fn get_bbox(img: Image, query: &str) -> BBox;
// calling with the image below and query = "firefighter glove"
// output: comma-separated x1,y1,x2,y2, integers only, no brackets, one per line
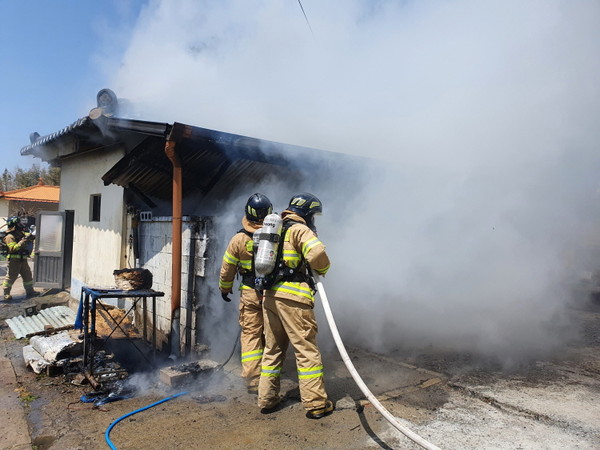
221,292,232,302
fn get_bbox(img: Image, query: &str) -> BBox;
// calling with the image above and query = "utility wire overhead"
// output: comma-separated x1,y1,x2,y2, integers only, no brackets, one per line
297,0,314,36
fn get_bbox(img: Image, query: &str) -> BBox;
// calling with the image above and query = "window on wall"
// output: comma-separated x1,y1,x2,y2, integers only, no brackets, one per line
90,194,101,222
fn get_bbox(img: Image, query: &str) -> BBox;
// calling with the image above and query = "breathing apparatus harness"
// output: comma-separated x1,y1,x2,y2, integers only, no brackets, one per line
235,214,315,294
253,218,314,294
238,228,258,289
1,226,34,258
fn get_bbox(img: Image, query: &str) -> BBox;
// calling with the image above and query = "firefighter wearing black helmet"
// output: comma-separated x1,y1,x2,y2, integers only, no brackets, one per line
2,216,37,300
258,193,334,419
219,193,273,394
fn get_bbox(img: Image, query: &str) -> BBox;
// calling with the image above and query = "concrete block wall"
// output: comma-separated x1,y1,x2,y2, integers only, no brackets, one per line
137,216,208,354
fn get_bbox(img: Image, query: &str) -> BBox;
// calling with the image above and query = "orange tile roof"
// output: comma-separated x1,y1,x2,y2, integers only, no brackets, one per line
1,182,60,203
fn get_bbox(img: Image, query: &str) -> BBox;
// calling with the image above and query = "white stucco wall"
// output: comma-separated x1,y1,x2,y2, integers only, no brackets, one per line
59,149,126,299
0,199,9,225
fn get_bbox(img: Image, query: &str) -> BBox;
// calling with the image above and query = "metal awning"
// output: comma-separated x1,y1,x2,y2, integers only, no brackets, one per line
101,121,331,200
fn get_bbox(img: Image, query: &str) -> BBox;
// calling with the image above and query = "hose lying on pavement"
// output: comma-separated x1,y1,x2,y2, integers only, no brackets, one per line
217,327,241,371
105,391,188,450
312,271,441,450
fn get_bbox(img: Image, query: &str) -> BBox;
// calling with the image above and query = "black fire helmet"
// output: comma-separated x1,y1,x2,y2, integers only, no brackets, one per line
5,216,23,230
286,193,323,217
245,193,273,222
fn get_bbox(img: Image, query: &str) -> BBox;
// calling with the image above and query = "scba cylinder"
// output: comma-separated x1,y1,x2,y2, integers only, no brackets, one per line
254,213,282,277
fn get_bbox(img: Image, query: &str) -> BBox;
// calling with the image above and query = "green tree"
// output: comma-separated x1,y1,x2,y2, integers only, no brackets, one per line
0,164,60,191
1,169,12,191
44,166,61,185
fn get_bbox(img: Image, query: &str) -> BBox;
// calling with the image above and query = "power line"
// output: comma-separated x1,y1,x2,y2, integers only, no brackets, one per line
297,0,314,36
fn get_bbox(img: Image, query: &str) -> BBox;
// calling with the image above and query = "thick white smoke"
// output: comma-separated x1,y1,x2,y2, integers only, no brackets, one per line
108,0,600,365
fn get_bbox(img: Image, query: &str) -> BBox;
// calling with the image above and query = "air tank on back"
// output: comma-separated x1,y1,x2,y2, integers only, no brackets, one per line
253,213,282,290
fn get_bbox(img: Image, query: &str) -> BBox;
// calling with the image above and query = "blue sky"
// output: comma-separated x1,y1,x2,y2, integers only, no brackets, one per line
0,0,145,171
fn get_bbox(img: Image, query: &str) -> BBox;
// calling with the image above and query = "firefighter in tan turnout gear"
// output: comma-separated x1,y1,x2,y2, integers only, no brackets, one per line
219,193,273,394
258,193,334,419
2,216,37,300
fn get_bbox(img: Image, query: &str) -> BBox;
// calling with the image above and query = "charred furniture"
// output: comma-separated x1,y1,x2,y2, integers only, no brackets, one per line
80,287,164,387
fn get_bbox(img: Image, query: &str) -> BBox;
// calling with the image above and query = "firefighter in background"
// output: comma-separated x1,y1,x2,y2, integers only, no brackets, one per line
258,193,334,419
219,193,273,394
3,216,37,300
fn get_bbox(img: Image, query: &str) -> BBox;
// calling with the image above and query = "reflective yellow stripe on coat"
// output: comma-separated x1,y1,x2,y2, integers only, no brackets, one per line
219,279,234,290
268,228,322,302
222,250,239,265
270,280,314,301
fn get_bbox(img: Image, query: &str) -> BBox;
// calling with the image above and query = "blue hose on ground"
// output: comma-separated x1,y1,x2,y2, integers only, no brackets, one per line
104,391,189,450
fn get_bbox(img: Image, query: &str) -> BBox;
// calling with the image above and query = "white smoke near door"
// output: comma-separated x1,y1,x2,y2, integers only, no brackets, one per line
106,0,600,364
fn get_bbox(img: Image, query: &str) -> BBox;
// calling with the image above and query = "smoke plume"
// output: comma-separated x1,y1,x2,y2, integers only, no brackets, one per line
108,0,600,365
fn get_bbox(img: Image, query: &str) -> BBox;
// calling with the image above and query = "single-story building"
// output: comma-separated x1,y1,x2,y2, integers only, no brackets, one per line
20,89,367,359
0,179,59,226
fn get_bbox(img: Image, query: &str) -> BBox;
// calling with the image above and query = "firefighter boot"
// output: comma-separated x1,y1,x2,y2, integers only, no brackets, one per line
3,288,12,301
305,400,334,419
259,395,284,414
26,289,39,299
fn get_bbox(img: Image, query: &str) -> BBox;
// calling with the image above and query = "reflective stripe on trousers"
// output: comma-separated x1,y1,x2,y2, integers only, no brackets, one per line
239,289,265,385
241,349,263,363
258,296,328,411
298,365,323,379
260,365,282,377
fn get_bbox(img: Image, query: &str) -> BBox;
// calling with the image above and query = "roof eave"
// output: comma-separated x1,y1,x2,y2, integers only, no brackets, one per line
19,116,171,163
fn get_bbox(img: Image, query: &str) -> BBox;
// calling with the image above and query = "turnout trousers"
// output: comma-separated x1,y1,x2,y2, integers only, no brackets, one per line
239,288,264,389
258,296,328,411
2,259,34,293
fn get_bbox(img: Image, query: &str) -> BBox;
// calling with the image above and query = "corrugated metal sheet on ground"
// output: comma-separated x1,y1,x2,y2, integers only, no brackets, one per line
5,306,76,339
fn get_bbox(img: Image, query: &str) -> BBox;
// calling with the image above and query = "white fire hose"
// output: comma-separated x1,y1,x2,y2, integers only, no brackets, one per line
312,271,441,450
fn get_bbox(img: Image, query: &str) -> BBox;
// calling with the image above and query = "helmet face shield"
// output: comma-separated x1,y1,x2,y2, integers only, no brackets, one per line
305,213,318,233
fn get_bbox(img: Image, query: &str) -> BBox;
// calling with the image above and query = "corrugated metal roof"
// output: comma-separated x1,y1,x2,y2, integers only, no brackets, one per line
5,306,76,339
101,121,342,200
